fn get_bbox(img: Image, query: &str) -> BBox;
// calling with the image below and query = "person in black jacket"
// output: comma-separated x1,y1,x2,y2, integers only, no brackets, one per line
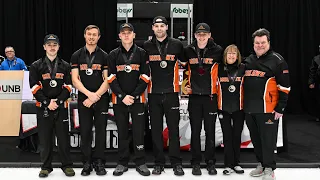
108,23,150,176
29,34,75,178
183,23,223,176
308,45,320,121
217,44,245,175
70,25,109,176
243,28,290,180
143,16,184,176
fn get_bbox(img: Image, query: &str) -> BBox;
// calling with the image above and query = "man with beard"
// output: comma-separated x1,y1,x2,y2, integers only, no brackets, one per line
71,25,109,176
143,16,184,176
29,34,74,177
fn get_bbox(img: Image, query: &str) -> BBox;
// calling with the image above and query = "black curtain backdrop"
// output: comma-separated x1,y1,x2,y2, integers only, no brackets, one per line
0,0,117,66
194,0,320,113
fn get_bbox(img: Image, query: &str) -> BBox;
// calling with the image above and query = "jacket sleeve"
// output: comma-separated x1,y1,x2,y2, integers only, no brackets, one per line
308,56,319,85
107,51,126,100
131,50,150,97
29,63,50,107
56,63,72,108
19,58,28,71
274,60,291,113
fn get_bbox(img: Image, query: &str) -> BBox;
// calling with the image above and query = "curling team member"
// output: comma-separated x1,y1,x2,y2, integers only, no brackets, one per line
30,34,74,178
217,44,245,175
183,23,222,176
108,23,150,176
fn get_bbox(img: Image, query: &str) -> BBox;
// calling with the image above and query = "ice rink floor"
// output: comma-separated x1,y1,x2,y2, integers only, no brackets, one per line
0,168,319,180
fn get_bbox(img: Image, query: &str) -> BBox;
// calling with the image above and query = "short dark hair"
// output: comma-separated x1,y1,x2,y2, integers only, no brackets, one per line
84,25,100,36
252,28,270,41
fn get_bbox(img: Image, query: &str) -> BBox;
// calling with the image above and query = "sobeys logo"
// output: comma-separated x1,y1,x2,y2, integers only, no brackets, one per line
172,7,191,14
117,7,132,14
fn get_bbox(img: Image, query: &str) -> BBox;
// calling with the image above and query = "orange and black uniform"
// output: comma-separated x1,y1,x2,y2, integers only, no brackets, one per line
182,39,222,165
107,44,150,166
217,62,245,168
29,56,72,172
70,46,109,163
143,36,183,166
243,49,290,170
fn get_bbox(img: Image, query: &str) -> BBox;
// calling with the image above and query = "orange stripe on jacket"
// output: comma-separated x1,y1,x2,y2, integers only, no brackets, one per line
63,84,72,92
264,77,279,113
112,93,117,104
210,63,218,94
107,74,116,84
173,61,180,92
147,73,152,93
140,93,146,103
140,74,150,84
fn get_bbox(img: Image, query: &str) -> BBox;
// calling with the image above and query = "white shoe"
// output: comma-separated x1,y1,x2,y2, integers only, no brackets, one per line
223,167,234,175
262,168,275,180
249,163,264,177
233,166,244,174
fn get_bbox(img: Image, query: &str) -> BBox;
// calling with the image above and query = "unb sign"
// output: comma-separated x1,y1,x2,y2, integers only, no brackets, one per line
117,3,133,18
171,4,193,18
0,79,23,99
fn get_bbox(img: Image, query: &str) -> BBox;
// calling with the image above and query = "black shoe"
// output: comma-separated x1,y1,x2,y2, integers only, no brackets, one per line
39,170,51,178
113,164,128,176
81,162,92,176
152,165,164,175
94,159,107,176
136,164,150,176
206,163,217,175
173,165,184,176
192,165,202,176
233,166,244,174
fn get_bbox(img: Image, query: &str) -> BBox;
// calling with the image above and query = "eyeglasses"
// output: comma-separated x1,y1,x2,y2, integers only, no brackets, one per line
5,51,14,53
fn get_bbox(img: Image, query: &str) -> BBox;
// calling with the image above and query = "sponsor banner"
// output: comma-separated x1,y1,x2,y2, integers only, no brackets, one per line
170,4,193,18
117,3,133,18
0,79,23,99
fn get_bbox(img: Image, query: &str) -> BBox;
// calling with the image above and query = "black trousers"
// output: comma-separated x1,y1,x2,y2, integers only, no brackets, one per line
113,103,146,166
37,107,72,171
218,110,244,168
188,95,217,165
78,97,109,163
245,113,279,170
148,93,181,166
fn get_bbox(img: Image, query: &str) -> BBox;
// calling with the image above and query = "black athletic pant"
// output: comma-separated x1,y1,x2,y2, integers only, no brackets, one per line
113,103,146,166
218,110,244,168
148,93,182,166
188,95,217,165
245,113,279,170
37,107,72,171
78,97,109,163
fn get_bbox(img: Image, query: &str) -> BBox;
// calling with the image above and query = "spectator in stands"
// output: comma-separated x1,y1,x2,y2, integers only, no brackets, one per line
243,28,290,180
0,46,28,70
70,25,109,176
29,34,74,178
217,44,245,175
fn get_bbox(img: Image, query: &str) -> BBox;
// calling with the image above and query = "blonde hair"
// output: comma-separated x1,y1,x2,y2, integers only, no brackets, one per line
223,44,242,65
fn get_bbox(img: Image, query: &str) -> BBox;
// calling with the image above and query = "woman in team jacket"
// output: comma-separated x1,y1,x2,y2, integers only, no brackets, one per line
217,44,245,175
